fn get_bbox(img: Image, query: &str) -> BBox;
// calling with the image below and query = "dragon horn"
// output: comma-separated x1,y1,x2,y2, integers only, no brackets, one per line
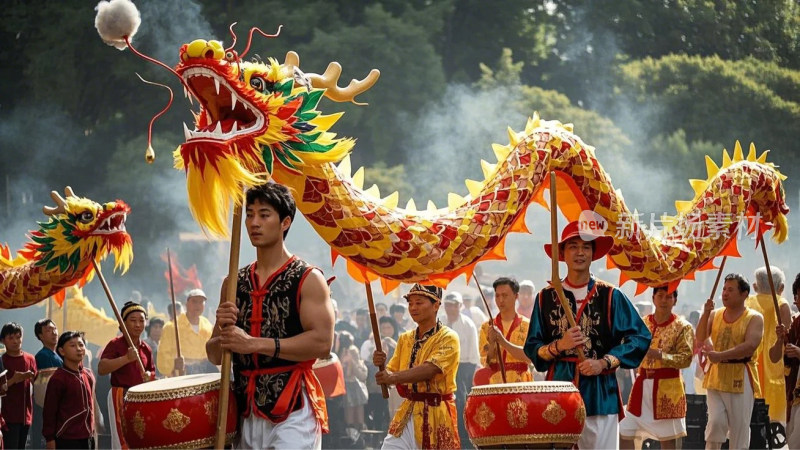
64,186,76,198
43,189,69,216
283,51,380,105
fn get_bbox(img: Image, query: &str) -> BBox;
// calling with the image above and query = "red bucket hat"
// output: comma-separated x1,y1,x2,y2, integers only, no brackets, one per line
544,221,614,261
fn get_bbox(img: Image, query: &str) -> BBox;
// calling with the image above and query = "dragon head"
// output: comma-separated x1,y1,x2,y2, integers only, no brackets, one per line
172,37,379,236
20,187,133,276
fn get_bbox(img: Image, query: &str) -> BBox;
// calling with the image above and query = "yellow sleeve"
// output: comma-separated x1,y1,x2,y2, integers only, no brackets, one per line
478,322,493,367
157,322,176,376
386,333,405,373
427,331,459,376
661,323,695,369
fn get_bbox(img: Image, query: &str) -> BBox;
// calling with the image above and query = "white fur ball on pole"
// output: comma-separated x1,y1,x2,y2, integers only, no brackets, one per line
95,0,141,50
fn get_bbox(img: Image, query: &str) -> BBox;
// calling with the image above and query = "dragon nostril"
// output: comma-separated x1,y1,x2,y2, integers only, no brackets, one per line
205,49,214,59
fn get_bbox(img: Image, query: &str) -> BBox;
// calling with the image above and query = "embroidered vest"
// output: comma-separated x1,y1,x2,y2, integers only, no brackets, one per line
232,256,314,420
538,280,615,359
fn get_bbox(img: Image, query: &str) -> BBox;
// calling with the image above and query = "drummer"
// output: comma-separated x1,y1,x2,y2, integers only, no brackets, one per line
479,277,533,384
373,284,461,449
206,183,334,449
157,288,215,376
523,221,651,449
98,301,155,450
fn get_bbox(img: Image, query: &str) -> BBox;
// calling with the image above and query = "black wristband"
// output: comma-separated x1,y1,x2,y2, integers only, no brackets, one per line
273,338,280,359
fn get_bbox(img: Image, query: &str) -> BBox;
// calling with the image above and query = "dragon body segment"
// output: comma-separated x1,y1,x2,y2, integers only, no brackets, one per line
0,188,133,309
171,39,788,292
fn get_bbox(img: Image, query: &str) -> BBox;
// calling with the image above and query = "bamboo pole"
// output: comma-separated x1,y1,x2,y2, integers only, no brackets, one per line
365,281,390,398
166,248,185,376
215,203,243,449
473,277,507,383
91,260,147,380
548,172,585,361
759,238,783,324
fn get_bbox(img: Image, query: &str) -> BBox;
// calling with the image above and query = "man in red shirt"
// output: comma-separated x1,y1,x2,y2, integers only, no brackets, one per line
98,302,155,449
1,322,37,449
43,331,96,449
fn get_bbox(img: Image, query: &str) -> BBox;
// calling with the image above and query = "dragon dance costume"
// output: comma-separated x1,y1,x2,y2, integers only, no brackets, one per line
383,320,460,449
478,314,532,384
526,277,651,449
232,256,327,449
621,313,694,441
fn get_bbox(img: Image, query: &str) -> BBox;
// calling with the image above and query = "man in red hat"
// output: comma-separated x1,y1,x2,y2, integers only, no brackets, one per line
524,220,651,449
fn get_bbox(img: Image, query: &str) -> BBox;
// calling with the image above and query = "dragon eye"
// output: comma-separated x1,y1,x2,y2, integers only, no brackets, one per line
78,211,94,224
250,76,265,92
225,51,236,61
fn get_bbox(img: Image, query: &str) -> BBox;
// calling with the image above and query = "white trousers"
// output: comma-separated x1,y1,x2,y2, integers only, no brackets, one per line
237,392,321,450
579,414,618,449
787,404,800,450
618,379,687,440
705,375,754,450
381,419,416,450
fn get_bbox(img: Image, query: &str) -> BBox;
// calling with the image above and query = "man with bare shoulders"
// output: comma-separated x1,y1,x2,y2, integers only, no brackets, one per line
696,273,764,450
206,183,334,449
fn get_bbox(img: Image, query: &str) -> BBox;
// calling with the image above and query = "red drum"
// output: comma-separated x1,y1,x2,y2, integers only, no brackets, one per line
472,367,493,387
464,381,585,449
313,353,345,398
122,373,237,449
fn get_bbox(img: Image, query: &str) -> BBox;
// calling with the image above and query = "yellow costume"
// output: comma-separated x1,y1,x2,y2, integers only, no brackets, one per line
387,322,460,449
627,314,694,420
746,293,789,422
703,307,762,396
157,313,214,376
479,315,532,384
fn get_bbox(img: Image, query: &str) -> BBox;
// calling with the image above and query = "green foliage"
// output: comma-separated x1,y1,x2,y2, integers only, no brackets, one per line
363,162,416,201
615,54,800,175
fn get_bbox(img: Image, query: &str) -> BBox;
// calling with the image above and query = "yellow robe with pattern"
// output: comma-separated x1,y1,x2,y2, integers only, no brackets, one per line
746,293,789,422
387,324,460,449
638,314,694,419
703,307,763,397
479,315,533,384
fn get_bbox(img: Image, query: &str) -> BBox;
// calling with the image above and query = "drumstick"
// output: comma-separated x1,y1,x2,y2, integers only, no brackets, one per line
365,281,390,399
166,248,185,376
549,172,585,361
473,276,507,383
215,202,243,450
91,260,147,380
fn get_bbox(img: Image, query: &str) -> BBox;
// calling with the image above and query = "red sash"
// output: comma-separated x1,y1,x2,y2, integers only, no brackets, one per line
627,368,680,417
240,360,329,433
396,385,456,449
110,387,129,449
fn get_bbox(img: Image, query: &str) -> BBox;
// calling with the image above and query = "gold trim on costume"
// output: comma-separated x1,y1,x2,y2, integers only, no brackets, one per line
469,381,578,396
162,408,191,433
470,433,582,447
542,400,566,425
506,398,529,429
475,402,496,430
125,380,220,403
204,398,218,424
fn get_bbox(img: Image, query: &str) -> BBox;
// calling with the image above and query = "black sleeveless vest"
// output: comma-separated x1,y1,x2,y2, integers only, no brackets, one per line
231,256,313,419
538,280,615,360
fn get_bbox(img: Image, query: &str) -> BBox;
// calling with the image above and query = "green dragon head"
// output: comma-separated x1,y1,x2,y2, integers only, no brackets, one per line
171,37,379,236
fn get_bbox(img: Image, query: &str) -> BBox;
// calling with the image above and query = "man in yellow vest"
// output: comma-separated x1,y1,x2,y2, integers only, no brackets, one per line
745,266,791,426
158,289,216,375
696,273,764,450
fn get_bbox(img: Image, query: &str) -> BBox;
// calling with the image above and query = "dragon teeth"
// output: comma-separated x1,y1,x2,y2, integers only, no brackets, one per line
214,78,220,95
213,122,223,135
231,122,238,133
183,122,192,141
231,92,237,110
